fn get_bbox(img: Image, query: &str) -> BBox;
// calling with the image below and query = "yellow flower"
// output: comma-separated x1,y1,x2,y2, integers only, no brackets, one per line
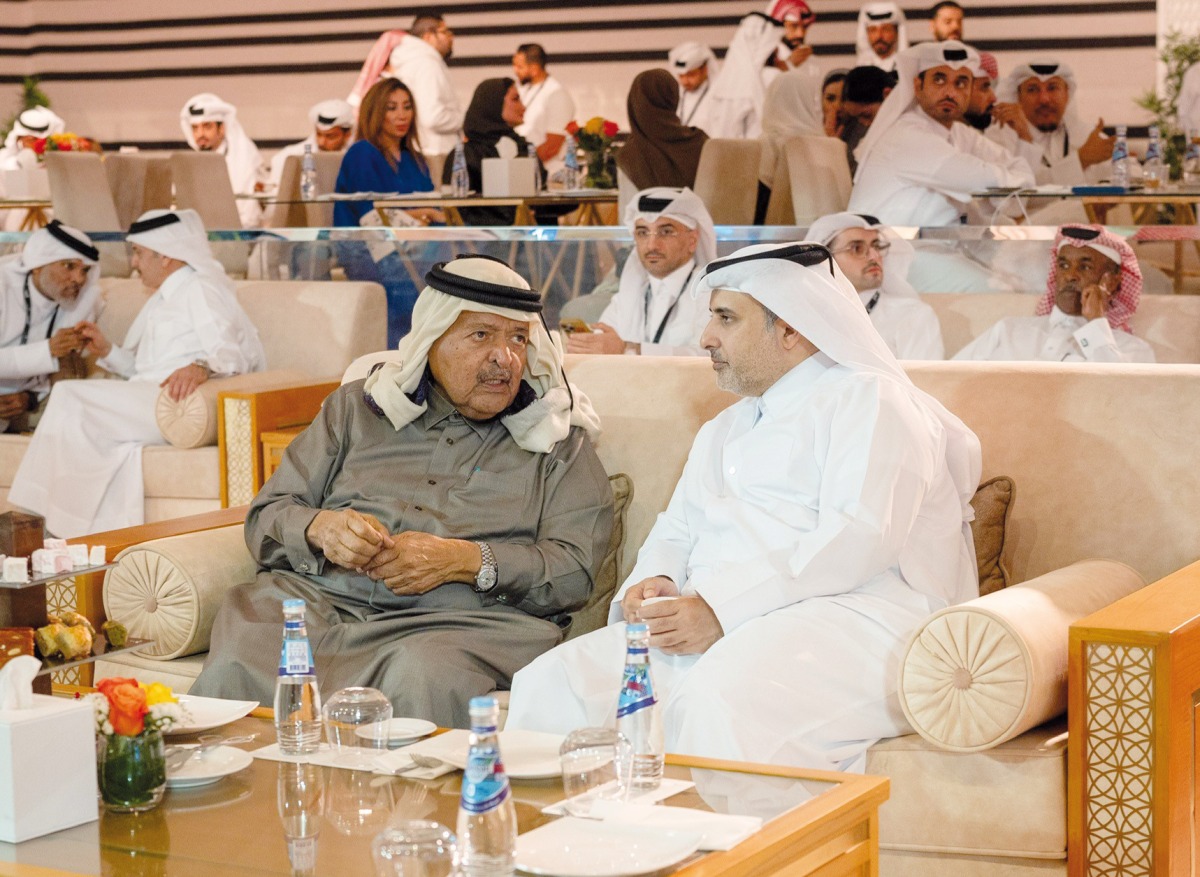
584,117,605,136
140,681,177,706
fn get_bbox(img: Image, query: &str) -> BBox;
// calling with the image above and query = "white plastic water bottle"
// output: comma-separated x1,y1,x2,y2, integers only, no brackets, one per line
563,133,580,190
1110,125,1131,189
300,143,318,200
456,696,517,877
274,598,323,755
451,142,470,197
1144,124,1167,188
526,142,542,192
616,622,664,790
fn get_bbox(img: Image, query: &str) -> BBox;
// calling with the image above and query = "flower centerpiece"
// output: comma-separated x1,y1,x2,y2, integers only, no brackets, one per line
28,132,100,159
566,117,620,189
88,678,184,813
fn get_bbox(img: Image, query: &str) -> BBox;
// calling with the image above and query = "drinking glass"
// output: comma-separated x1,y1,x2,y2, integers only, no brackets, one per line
323,687,393,767
559,727,633,816
371,820,456,877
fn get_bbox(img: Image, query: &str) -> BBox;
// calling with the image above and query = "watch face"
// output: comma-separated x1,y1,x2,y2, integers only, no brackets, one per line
476,566,498,591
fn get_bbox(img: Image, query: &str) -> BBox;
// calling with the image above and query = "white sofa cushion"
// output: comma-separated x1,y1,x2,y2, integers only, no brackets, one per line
104,524,254,659
154,369,308,449
869,719,1068,859
898,559,1145,752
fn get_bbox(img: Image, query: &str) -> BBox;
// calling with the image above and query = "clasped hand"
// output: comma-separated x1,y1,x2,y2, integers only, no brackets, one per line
305,509,478,596
620,576,723,655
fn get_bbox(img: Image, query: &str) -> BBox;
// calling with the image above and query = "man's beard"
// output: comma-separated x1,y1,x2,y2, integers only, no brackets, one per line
783,36,804,50
1035,120,1060,133
963,107,993,132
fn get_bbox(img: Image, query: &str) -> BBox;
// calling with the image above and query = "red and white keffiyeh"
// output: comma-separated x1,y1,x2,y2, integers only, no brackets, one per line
1038,225,1142,333
765,0,815,24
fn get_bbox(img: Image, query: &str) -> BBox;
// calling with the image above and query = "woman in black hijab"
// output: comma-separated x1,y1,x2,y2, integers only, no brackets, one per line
617,69,709,190
444,77,536,224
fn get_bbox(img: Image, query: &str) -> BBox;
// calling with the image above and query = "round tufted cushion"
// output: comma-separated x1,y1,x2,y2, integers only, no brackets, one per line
898,558,1146,752
103,525,256,659
155,369,308,449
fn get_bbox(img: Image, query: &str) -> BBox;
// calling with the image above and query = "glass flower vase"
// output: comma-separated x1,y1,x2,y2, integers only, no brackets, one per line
97,730,167,813
583,148,616,189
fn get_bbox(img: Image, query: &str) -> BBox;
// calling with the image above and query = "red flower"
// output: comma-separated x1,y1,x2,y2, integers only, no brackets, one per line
566,120,580,135
602,121,619,138
97,677,149,736
31,138,47,155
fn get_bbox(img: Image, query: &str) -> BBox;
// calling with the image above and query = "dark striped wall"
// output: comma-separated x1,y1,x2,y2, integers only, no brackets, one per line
0,0,1158,150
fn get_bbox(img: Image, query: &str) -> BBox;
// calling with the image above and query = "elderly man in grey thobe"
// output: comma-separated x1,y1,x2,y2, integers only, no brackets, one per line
192,255,615,728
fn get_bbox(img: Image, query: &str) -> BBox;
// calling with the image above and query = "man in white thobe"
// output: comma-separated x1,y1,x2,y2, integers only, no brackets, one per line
954,225,1155,363
849,41,1034,227
856,2,909,72
8,209,265,537
669,42,720,136
508,241,982,781
387,12,464,161
706,0,819,140
512,44,576,178
266,99,354,193
987,61,1111,188
565,188,715,358
0,107,66,171
0,221,100,432
180,93,266,229
808,212,943,359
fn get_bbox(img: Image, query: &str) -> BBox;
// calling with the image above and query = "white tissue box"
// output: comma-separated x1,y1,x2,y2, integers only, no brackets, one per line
0,694,97,842
481,157,538,197
2,167,50,200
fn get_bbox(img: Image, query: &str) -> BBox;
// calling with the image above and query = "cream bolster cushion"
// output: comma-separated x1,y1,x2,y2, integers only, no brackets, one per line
155,368,310,449
897,558,1146,753
103,525,255,660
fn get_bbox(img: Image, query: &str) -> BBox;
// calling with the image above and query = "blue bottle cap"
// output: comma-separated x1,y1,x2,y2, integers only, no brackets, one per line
283,598,306,610
469,695,497,711
627,622,648,634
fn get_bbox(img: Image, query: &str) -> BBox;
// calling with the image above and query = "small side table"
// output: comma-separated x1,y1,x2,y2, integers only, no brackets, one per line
260,426,306,484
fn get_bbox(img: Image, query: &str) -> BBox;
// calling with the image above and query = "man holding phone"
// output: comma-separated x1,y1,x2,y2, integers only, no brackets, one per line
954,224,1155,362
565,187,716,357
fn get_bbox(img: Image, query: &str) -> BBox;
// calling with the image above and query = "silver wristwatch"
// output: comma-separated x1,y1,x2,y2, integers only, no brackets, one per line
474,542,498,593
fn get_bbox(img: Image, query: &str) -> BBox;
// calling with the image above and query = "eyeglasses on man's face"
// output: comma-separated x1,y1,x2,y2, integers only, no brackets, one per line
830,239,891,259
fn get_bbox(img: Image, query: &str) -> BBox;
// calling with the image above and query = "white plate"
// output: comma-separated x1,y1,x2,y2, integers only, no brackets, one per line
357,717,438,745
166,746,254,789
166,695,258,736
516,818,702,877
406,729,565,779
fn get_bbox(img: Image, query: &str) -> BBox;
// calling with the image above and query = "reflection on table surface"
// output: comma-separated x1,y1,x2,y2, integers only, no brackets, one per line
2,715,886,876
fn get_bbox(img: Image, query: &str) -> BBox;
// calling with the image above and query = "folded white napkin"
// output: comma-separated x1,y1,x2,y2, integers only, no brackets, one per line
541,777,695,816
588,801,762,852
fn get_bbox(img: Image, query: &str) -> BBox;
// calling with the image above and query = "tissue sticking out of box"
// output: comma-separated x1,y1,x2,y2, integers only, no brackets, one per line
2,557,28,584
0,655,39,710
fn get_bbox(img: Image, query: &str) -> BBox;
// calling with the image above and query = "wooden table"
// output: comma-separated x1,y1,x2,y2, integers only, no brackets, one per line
259,426,306,484
0,198,52,230
1,714,887,876
375,191,619,227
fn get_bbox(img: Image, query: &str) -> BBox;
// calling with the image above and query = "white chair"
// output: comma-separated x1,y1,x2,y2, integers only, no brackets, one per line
786,136,852,225
43,152,130,276
692,139,761,225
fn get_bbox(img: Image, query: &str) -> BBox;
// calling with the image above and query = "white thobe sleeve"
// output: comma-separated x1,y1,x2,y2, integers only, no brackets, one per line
1074,319,1155,363
893,306,945,360
597,288,641,342
691,383,943,634
0,339,55,382
186,289,259,376
888,125,1034,203
951,322,1003,361
97,345,137,378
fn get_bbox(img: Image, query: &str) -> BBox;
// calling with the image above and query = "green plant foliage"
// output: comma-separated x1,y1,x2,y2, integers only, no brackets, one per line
1136,31,1200,178
0,77,52,143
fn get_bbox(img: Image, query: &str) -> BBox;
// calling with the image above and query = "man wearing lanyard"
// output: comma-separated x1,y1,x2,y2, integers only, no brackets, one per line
0,220,99,432
565,188,716,357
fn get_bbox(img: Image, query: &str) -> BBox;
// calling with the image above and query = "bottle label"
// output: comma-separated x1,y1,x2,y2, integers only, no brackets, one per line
617,663,656,718
1112,141,1129,162
460,748,510,813
1147,141,1162,161
279,639,313,676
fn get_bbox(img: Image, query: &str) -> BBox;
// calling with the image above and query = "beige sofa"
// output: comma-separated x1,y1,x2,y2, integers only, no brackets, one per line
86,357,1200,875
0,278,386,522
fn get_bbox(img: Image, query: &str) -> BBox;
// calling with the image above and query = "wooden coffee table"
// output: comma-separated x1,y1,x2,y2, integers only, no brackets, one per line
0,715,886,876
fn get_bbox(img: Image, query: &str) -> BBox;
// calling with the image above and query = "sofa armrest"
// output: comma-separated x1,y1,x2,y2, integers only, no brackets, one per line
155,369,312,450
898,559,1145,752
1068,558,1200,874
219,380,339,506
